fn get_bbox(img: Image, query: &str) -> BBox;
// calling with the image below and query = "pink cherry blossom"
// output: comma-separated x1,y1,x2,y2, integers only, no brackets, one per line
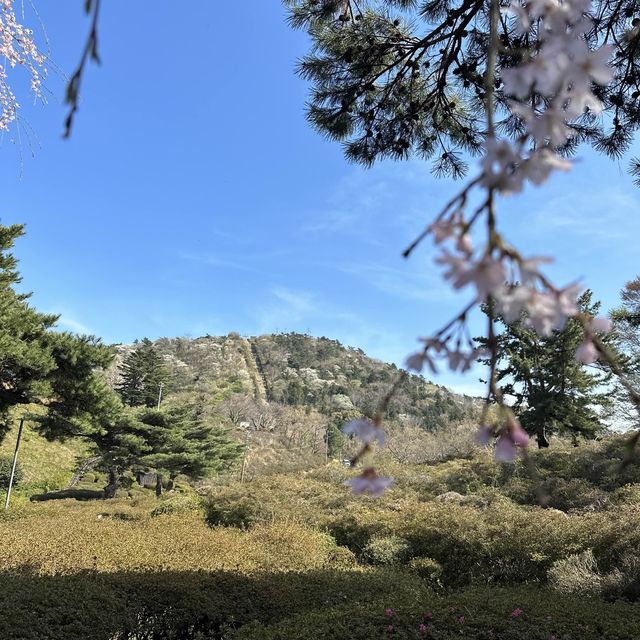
590,316,612,333
509,421,529,447
475,425,493,446
342,418,385,446
385,607,394,617
575,339,599,364
495,435,517,463
419,623,427,633
437,250,506,298
511,608,524,618
345,468,393,497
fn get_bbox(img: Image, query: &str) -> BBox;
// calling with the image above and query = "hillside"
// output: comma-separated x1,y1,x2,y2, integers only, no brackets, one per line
111,332,479,426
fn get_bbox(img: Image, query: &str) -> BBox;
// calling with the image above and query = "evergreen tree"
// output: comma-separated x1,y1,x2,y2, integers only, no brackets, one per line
0,224,115,442
326,422,345,459
479,291,614,447
136,406,243,493
117,338,168,408
611,277,640,426
285,1,640,183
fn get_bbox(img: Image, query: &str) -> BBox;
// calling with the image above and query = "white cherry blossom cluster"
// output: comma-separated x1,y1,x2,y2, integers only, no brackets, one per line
344,0,620,493
0,0,46,130
576,316,613,363
483,0,614,195
342,418,393,495
405,339,485,376
476,417,530,463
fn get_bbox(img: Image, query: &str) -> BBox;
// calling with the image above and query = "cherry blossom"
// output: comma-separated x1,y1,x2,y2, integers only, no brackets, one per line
494,420,529,463
345,468,393,497
590,316,612,333
575,339,599,364
0,1,46,131
495,435,518,463
342,418,385,446
475,425,493,446
437,251,506,298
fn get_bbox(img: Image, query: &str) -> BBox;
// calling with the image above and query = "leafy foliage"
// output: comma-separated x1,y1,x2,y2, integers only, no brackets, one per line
0,456,21,490
478,291,614,446
285,0,640,183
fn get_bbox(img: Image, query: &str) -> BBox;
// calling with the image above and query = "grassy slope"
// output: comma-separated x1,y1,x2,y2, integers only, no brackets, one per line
0,415,89,492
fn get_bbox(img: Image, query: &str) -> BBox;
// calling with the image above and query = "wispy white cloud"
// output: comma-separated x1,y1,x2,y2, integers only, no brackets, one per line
179,252,262,274
337,261,454,303
54,312,93,335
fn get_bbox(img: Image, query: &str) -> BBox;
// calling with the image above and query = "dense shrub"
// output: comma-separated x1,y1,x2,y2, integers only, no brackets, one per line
407,556,443,585
548,550,602,595
232,586,640,640
361,535,410,565
0,499,352,575
204,468,640,588
0,456,22,490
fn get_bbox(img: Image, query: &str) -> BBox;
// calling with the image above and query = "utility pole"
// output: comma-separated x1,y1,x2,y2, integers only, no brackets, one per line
4,418,24,510
157,382,164,410
240,430,250,484
325,425,329,464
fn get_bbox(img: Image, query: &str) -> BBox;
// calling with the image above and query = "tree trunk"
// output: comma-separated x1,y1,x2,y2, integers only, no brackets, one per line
166,474,176,492
103,468,119,499
155,475,162,497
537,425,550,448
67,456,102,489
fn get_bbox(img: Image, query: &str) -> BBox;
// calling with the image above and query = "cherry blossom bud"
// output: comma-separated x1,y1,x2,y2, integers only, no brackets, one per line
575,339,599,364
590,316,612,333
475,425,493,446
345,468,393,496
405,352,425,372
456,233,473,255
495,435,517,463
342,418,385,446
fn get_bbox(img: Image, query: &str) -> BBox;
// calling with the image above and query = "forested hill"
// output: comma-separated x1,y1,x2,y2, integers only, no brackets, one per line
109,332,479,429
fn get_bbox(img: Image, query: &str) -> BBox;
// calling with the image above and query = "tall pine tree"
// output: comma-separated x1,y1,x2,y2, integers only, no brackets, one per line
611,277,640,427
0,223,115,442
135,405,244,493
117,338,168,408
479,291,614,447
285,0,640,184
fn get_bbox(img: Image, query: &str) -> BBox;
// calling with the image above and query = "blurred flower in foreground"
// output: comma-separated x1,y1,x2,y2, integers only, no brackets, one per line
343,418,385,446
345,468,393,497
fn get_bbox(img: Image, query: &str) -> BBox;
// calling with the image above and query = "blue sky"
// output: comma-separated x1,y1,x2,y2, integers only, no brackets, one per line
2,2,639,396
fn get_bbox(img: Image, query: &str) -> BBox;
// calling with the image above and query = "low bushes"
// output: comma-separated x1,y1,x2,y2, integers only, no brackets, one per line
232,585,640,640
0,499,352,575
0,456,22,489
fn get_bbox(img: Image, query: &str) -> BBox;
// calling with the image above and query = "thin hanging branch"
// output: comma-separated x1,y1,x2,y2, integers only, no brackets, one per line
63,0,102,138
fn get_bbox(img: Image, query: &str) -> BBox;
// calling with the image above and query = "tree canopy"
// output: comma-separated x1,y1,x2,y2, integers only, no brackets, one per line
285,0,640,182
479,291,614,447
0,224,115,443
116,338,168,408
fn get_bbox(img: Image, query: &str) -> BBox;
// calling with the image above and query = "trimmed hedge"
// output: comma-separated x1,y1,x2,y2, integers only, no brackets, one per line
232,585,640,640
